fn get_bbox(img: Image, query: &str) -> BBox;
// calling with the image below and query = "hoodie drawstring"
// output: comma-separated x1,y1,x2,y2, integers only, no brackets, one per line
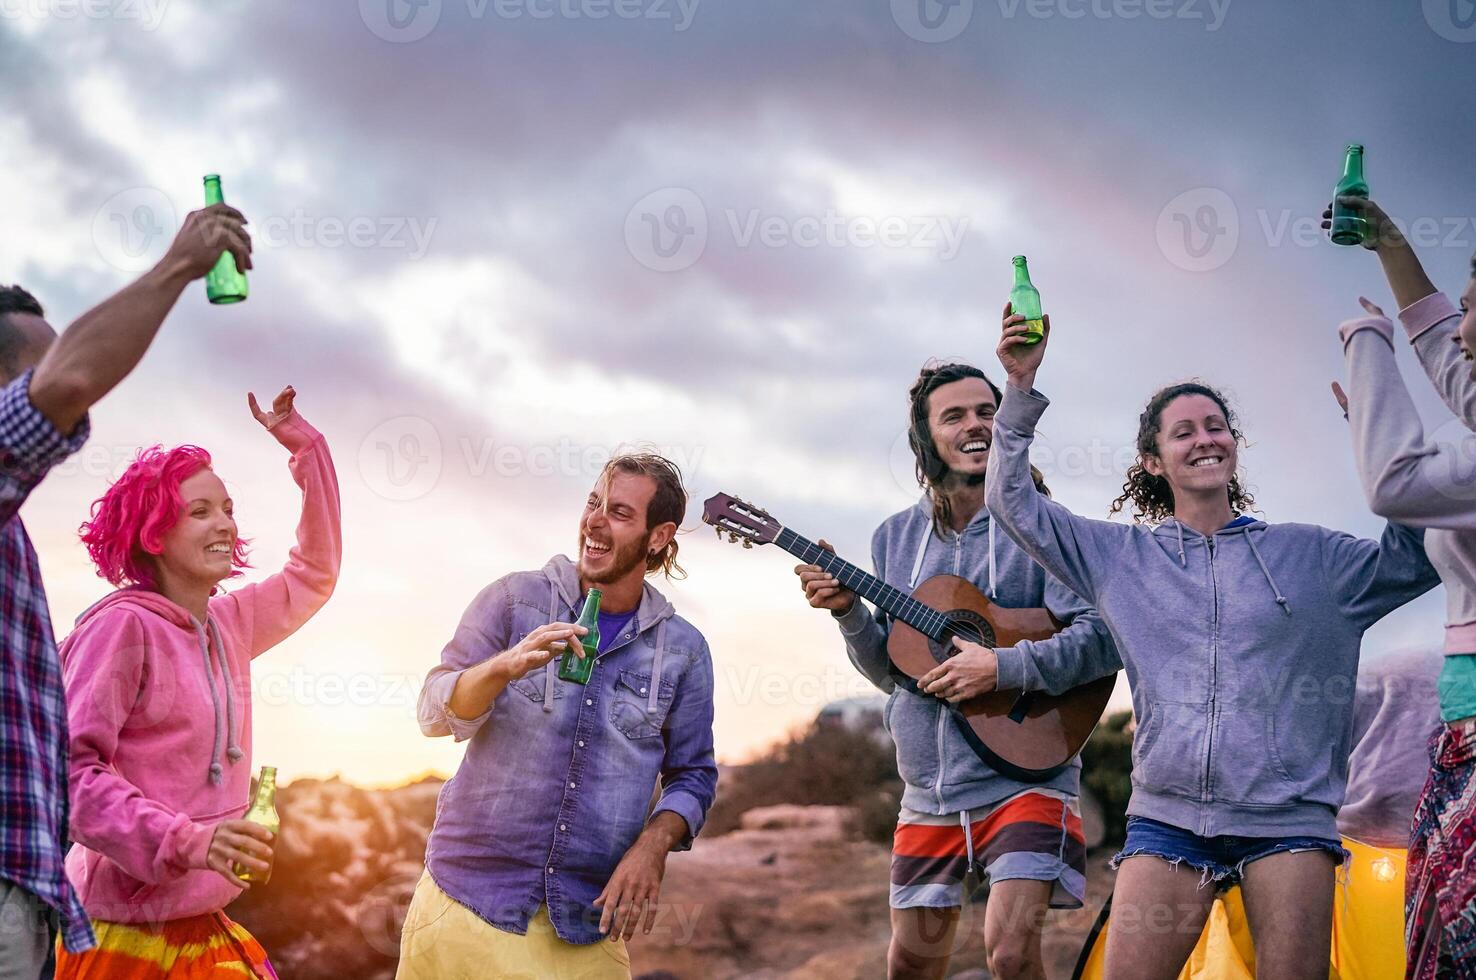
1175,521,1187,567
909,527,930,590
648,619,667,714
192,620,224,784
987,520,997,598
208,617,244,766
544,581,559,712
1245,529,1293,615
192,616,237,785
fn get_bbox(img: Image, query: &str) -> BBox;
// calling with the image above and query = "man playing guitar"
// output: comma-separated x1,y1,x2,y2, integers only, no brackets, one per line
796,361,1120,980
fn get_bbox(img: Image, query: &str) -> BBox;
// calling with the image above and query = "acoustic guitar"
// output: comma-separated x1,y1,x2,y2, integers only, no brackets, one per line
703,492,1116,782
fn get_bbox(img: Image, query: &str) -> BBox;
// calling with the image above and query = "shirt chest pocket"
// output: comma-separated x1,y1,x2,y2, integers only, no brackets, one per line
608,669,675,739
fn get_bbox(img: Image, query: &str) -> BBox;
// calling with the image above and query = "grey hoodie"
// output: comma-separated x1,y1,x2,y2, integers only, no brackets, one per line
832,495,1120,815
986,381,1440,839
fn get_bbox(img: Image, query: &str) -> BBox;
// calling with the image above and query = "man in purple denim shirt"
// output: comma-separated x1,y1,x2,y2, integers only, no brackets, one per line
402,453,718,980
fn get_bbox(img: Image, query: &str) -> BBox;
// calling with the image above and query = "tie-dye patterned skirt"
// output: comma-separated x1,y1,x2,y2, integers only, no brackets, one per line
1407,718,1476,979
53,911,277,979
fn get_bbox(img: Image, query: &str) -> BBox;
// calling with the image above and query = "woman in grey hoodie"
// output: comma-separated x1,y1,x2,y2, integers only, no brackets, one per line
1333,194,1476,978
984,306,1439,980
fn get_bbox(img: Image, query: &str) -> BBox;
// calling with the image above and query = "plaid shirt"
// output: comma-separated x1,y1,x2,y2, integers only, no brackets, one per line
0,369,94,953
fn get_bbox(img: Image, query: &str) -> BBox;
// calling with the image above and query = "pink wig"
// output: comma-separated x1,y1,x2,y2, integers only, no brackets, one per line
80,445,252,589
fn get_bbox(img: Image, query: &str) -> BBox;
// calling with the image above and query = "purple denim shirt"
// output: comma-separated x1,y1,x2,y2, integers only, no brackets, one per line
417,555,718,944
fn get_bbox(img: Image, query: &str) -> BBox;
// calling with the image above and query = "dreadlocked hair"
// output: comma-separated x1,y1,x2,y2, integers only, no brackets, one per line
908,360,1050,531
1109,381,1256,525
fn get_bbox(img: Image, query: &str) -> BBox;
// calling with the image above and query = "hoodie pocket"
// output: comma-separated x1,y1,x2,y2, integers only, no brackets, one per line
609,669,674,739
886,691,939,792
1212,707,1296,805
1132,703,1208,799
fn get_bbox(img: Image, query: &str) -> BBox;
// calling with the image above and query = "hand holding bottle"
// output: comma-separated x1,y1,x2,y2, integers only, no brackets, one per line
497,623,588,682
998,301,1050,391
161,204,253,281
1322,196,1402,252
206,819,274,888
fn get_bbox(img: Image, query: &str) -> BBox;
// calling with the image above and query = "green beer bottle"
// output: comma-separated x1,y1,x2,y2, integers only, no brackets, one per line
1329,144,1370,246
558,589,601,685
203,175,248,304
234,766,279,885
1009,255,1045,345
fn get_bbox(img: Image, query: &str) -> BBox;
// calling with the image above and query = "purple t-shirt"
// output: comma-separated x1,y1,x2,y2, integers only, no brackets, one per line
597,608,638,653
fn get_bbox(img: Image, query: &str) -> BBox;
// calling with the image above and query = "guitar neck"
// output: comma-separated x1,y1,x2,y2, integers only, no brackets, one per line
775,528,949,641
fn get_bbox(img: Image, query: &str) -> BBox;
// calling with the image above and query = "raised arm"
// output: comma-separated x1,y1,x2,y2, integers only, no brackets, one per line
209,390,341,656
1341,303,1476,531
985,308,1127,603
1323,196,1475,423
1321,521,1439,630
0,370,90,525
29,205,253,435
994,574,1122,695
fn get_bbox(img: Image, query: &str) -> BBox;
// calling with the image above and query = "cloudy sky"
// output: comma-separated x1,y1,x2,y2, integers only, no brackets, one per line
3,0,1475,786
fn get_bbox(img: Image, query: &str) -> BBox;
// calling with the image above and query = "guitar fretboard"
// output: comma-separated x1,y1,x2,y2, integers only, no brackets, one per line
776,528,952,641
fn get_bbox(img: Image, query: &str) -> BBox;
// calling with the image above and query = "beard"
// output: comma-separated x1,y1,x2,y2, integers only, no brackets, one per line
579,530,651,585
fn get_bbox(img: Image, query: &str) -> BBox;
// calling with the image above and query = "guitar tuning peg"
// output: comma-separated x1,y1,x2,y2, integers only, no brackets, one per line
741,539,753,549
714,526,722,538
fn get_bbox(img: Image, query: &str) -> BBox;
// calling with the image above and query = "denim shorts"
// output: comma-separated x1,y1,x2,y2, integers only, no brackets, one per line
1110,816,1349,890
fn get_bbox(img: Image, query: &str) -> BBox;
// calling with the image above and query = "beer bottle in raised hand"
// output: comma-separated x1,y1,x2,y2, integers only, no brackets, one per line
1009,255,1045,345
203,174,249,304
1329,144,1370,246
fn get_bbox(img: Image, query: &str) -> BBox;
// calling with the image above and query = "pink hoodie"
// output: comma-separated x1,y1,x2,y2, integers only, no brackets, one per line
59,410,341,925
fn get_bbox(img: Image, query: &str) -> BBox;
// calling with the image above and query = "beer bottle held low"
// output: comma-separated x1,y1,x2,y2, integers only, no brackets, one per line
203,174,249,304
1329,144,1370,247
1009,255,1045,345
234,766,279,885
558,589,601,685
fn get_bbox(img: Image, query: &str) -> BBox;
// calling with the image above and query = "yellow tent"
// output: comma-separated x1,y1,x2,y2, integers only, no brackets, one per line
1070,837,1406,980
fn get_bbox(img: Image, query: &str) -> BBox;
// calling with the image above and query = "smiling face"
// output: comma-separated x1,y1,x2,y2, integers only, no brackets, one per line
578,471,664,586
1142,393,1239,500
1454,275,1476,377
925,377,998,481
153,468,237,591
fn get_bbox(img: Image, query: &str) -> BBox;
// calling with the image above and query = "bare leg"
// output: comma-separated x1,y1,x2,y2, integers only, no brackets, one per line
982,878,1052,980
1239,850,1337,979
1103,856,1218,980
888,905,960,980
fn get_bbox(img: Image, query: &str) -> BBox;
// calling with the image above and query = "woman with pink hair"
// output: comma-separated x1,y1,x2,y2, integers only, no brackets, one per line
54,386,341,979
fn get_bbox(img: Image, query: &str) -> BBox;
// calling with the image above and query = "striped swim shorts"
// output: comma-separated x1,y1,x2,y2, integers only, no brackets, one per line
890,790,1088,910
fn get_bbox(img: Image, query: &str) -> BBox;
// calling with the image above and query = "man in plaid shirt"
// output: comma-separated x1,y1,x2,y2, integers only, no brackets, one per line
0,202,252,980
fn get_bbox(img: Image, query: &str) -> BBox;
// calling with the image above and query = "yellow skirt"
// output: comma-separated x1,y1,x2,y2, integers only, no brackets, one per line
395,872,631,980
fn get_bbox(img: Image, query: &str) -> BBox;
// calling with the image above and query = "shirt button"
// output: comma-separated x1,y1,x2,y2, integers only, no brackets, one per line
577,740,585,748
640,687,648,694
547,866,555,875
569,781,577,789
559,824,567,831
585,699,593,706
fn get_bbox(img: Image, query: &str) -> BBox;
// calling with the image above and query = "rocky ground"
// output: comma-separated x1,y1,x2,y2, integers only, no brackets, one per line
231,781,1113,979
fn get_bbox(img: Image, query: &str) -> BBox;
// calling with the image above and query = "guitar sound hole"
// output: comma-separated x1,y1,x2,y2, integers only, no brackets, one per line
930,611,997,664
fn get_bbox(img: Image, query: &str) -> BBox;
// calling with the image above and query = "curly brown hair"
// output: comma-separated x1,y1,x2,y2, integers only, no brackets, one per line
1108,381,1256,524
908,361,1049,531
